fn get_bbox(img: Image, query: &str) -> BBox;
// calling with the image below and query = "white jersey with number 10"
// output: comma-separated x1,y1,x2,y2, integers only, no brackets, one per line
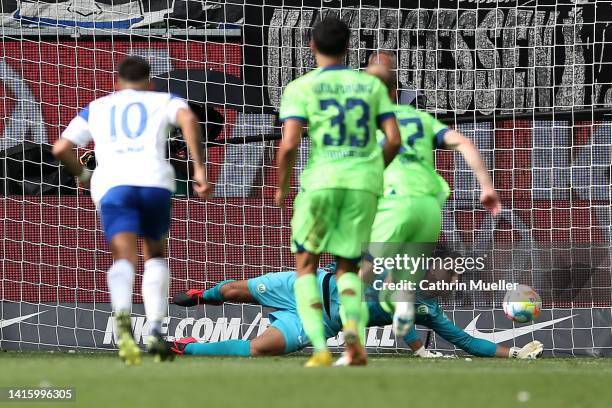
62,89,189,204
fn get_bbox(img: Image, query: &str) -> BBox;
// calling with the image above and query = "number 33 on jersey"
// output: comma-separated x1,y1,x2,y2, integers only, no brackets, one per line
278,65,396,196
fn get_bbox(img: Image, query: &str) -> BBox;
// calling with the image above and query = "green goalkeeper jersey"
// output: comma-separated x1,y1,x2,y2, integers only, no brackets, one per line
279,65,396,195
378,104,451,202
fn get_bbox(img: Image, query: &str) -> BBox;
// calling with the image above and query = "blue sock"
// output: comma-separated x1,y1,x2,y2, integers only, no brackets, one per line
184,340,251,356
202,280,235,302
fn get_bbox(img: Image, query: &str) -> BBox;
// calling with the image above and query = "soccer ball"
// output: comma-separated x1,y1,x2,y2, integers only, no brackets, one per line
502,285,542,323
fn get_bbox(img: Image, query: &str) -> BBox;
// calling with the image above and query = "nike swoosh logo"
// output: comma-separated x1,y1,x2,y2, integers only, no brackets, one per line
0,311,46,329
242,313,262,340
464,313,575,344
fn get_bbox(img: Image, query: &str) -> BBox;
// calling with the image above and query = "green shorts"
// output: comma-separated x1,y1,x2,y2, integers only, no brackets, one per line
291,189,378,260
368,194,442,285
370,194,442,243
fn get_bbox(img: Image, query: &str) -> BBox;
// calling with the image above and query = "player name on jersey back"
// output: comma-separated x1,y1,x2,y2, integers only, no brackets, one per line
279,66,397,194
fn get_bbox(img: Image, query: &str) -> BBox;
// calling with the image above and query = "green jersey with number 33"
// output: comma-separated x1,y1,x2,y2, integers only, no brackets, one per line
378,104,451,202
279,65,396,195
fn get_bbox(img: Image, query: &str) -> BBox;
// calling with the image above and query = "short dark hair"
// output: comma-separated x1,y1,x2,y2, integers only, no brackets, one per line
117,56,151,82
312,17,350,57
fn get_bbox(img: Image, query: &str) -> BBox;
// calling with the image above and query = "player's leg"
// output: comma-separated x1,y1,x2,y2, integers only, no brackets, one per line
371,196,442,336
250,326,288,356
170,327,285,357
254,310,309,355
294,251,329,366
290,190,333,366
170,310,306,357
140,187,174,361
367,196,416,335
141,237,174,361
393,200,441,337
335,258,367,365
333,302,370,366
107,233,138,316
99,186,142,365
142,238,167,335
401,321,453,358
328,190,379,365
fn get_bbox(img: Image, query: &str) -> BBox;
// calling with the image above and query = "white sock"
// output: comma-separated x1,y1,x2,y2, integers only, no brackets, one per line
107,259,135,313
394,301,415,317
142,258,169,335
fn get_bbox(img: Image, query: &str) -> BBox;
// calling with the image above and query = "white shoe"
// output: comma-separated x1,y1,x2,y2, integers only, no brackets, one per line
516,341,544,359
392,301,415,337
334,352,350,367
421,350,444,358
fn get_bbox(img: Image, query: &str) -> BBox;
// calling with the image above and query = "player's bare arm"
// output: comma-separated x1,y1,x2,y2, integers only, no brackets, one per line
275,119,302,208
52,138,91,188
173,280,256,306
379,116,401,166
442,130,502,217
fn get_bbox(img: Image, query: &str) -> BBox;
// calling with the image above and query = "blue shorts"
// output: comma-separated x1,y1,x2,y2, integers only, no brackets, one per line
99,186,172,242
247,271,342,353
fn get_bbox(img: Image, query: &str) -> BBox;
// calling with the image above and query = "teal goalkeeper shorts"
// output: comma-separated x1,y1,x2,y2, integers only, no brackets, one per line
247,271,342,353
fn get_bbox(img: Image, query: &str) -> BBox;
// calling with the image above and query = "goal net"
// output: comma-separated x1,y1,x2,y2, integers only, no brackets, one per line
1,0,611,357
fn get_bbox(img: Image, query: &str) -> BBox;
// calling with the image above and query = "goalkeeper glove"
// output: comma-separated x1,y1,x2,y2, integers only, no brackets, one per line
414,346,453,358
79,150,96,170
510,341,544,359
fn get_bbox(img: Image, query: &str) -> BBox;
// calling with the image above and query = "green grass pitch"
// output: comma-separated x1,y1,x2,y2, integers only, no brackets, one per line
1,352,611,408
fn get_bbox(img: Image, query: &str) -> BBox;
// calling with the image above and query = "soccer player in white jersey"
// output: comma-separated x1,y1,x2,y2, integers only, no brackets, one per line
52,56,212,365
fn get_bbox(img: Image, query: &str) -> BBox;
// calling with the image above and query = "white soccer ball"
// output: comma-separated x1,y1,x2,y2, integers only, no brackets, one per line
502,284,542,323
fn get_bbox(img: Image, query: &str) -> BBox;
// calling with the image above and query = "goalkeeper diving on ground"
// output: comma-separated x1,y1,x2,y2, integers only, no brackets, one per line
52,56,213,365
169,262,543,360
